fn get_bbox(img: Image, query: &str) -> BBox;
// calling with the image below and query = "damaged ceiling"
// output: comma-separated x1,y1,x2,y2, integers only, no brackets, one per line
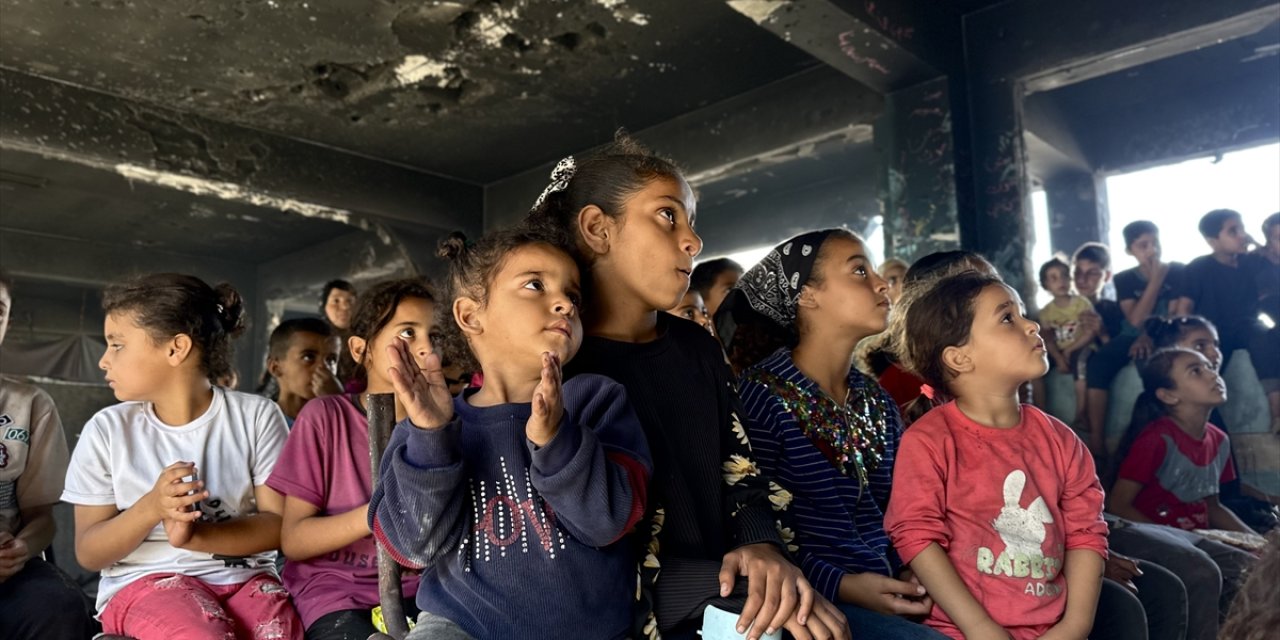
0,0,820,182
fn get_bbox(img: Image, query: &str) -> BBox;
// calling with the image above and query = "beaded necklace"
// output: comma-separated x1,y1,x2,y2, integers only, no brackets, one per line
746,366,893,486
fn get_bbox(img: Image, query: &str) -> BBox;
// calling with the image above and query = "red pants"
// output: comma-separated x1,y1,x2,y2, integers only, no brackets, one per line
101,572,302,640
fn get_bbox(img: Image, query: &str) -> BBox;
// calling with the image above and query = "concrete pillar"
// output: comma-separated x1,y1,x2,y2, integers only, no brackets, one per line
1044,169,1109,257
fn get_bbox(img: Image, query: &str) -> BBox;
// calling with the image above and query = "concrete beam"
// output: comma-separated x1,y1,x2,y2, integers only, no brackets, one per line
0,68,483,233
484,66,883,231
725,0,939,94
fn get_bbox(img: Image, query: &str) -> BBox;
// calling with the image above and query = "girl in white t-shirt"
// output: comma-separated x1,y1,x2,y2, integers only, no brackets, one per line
62,273,301,640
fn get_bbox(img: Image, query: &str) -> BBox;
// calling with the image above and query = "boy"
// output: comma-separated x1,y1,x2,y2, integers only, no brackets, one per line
690,257,744,319
1071,242,1126,457
265,317,342,427
1177,209,1278,432
1039,256,1097,424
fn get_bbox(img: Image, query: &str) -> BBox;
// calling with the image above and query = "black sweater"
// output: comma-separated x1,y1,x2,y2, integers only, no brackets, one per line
567,314,783,631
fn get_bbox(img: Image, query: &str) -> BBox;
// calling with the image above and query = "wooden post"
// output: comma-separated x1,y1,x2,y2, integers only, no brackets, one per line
367,392,410,640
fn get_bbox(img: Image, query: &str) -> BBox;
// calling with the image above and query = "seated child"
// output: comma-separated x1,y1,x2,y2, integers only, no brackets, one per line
369,229,652,639
690,257,744,319
885,272,1108,640
0,273,97,640
1073,242,1126,458
1038,256,1097,424
62,274,300,640
1176,209,1278,434
267,280,430,640
667,287,715,336
264,317,341,428
1109,347,1253,533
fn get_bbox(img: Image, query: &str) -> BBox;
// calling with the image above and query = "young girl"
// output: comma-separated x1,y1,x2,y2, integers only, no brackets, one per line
724,230,945,640
1108,347,1253,534
884,272,1108,640
367,229,652,638
525,137,848,640
266,279,429,640
61,273,301,639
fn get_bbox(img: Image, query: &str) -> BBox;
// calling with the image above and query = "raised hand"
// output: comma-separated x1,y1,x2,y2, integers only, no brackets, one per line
525,352,564,447
386,337,453,429
310,363,343,397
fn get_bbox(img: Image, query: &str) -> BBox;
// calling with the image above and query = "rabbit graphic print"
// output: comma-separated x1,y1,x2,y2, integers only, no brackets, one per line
977,470,1064,597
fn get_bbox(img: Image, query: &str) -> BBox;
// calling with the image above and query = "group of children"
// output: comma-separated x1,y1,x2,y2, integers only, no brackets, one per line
0,136,1274,640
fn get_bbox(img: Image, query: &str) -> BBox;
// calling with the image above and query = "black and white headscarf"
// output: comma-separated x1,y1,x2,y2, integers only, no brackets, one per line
737,230,838,326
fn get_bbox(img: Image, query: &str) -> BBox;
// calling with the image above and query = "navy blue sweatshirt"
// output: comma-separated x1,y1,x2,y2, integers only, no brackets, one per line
369,374,651,639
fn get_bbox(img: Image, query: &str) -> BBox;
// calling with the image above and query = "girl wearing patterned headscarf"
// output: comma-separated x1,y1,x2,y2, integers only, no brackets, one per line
724,229,947,639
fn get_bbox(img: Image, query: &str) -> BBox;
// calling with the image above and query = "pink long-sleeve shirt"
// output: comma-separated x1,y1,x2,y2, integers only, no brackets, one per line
885,402,1108,640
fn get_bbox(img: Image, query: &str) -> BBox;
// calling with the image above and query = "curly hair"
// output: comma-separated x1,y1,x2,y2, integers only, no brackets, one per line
102,273,246,383
346,278,436,382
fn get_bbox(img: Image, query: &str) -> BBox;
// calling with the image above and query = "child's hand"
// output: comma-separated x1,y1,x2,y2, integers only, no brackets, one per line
0,532,30,582
148,462,206,524
310,364,343,397
839,571,932,616
525,352,564,447
1104,552,1143,593
386,337,453,430
719,543,815,640
1053,355,1070,374
1128,334,1153,360
780,593,850,640
163,518,197,548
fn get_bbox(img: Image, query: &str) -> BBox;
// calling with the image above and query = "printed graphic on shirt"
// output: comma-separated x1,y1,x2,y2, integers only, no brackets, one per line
0,414,12,429
1155,433,1229,506
0,442,7,469
1051,321,1081,347
459,456,566,571
977,470,1062,597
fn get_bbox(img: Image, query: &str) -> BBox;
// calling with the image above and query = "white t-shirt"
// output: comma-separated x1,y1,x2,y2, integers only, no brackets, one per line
62,387,288,611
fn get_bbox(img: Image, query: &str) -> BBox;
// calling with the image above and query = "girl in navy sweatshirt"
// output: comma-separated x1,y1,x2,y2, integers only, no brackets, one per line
368,227,652,639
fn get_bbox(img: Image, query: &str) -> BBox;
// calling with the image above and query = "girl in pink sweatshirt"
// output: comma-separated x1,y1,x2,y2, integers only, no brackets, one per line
884,272,1108,640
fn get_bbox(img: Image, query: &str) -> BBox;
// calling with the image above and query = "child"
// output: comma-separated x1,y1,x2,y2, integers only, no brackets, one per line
0,273,97,639
368,229,652,638
321,279,362,392
1113,221,1184,357
726,230,945,639
667,287,714,336
884,272,1108,640
1176,209,1279,433
879,258,909,305
1109,347,1254,534
1072,242,1126,458
1037,256,1096,422
264,317,342,427
691,257,744,319
61,273,300,639
266,279,429,640
525,137,848,640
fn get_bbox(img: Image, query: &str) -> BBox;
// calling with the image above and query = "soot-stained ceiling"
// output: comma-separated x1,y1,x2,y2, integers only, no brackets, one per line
0,148,357,264
0,0,820,182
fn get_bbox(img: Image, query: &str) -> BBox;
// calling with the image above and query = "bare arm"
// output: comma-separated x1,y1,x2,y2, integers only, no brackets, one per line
1122,265,1169,328
907,544,1010,640
280,494,370,561
73,462,203,571
1040,550,1105,640
1173,296,1195,316
15,504,56,558
1104,479,1152,524
1205,495,1253,534
172,485,286,557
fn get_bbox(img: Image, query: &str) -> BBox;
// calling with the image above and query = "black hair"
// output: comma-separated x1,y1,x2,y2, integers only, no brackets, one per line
102,273,246,383
904,250,995,285
524,131,685,270
268,317,334,360
320,279,355,311
1264,212,1280,236
1145,315,1217,351
690,258,744,299
1072,242,1111,270
436,228,572,373
1115,347,1202,470
1122,220,1159,248
900,272,1005,424
1038,256,1071,288
1199,209,1243,239
0,270,11,295
721,230,859,374
346,278,435,383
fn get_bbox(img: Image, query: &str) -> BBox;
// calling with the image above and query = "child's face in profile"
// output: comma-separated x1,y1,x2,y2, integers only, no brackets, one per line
668,290,714,336
597,176,702,313
804,235,892,338
1208,216,1249,256
1127,233,1161,264
272,331,340,400
1072,259,1108,299
962,284,1049,385
476,243,583,370
1164,351,1226,408
100,311,175,402
1176,325,1222,372
1041,266,1072,298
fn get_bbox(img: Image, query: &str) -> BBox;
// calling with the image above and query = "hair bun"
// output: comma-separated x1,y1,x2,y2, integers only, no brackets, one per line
213,282,247,338
437,231,470,262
